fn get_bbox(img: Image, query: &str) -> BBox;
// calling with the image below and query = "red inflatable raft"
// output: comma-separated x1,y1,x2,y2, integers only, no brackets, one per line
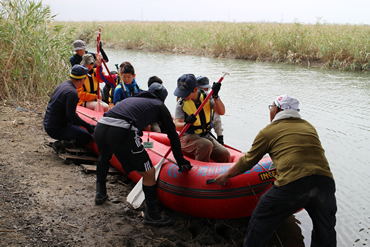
77,106,277,219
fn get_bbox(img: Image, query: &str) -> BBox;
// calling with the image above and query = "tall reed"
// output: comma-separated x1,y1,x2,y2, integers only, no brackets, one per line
0,0,74,101
66,21,370,71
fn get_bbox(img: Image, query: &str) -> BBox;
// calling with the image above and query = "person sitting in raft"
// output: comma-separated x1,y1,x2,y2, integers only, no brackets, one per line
214,94,337,247
44,65,95,153
69,39,109,67
104,62,131,105
93,81,192,226
96,57,142,105
78,54,112,112
196,76,224,145
147,76,164,133
102,70,117,104
174,74,230,163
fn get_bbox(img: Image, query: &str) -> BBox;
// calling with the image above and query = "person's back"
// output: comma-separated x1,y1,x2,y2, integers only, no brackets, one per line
104,91,164,131
44,81,78,129
215,94,336,247
246,116,333,186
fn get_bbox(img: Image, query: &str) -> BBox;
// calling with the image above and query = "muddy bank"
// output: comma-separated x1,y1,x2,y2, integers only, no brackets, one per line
0,101,304,246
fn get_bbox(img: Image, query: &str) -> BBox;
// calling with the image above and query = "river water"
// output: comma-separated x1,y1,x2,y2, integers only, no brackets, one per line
102,48,370,246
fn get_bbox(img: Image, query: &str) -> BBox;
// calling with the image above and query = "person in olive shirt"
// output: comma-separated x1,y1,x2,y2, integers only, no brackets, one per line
44,65,95,153
214,94,337,247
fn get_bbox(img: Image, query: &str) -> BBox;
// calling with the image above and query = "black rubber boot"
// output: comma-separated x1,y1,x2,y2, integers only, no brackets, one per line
143,205,171,226
60,139,78,149
95,181,108,205
52,141,65,154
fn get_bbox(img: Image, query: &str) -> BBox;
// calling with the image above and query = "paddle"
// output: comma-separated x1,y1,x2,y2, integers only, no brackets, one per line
126,72,229,209
94,25,115,112
94,25,104,112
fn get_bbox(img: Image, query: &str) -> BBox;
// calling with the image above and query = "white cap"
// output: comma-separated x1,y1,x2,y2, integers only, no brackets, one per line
274,94,300,111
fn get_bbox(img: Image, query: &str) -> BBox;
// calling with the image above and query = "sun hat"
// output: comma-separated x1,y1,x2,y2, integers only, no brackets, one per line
148,82,168,102
80,54,95,65
274,94,300,111
174,74,197,98
70,65,89,79
196,76,211,89
72,40,88,51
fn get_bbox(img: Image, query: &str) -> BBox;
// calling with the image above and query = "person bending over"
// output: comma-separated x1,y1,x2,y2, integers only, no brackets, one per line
93,83,192,226
215,94,337,247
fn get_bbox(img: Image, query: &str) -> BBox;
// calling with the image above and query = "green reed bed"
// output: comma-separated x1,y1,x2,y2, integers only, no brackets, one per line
0,0,74,101
67,21,370,71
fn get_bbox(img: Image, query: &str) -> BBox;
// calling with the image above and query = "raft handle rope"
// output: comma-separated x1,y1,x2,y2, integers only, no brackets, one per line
76,110,98,122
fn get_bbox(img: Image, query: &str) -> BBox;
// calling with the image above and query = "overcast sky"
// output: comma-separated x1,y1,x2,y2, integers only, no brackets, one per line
42,0,370,25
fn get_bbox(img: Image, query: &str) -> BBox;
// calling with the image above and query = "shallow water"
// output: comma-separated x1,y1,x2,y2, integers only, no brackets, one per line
102,48,370,246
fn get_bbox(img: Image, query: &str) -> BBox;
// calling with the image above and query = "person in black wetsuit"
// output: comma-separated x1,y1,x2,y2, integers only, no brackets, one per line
93,82,192,226
44,65,95,153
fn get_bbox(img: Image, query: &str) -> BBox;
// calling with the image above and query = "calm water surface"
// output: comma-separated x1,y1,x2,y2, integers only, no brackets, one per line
103,48,370,246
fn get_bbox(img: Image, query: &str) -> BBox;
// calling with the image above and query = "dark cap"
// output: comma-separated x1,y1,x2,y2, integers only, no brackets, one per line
196,76,211,89
148,76,163,87
148,82,168,102
174,74,197,98
70,65,89,80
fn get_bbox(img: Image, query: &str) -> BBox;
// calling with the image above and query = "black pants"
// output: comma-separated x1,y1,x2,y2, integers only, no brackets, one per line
244,175,337,247
94,123,152,181
45,124,92,147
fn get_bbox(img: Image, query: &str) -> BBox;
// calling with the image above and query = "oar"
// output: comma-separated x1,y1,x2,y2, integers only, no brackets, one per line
127,72,229,209
94,26,104,112
94,25,115,111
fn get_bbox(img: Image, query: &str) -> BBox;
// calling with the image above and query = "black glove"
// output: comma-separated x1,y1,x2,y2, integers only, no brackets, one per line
178,159,193,172
86,124,95,134
184,114,197,125
212,82,221,99
217,135,224,145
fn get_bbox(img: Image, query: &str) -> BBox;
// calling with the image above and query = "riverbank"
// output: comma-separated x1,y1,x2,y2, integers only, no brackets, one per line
0,101,306,247
64,21,370,71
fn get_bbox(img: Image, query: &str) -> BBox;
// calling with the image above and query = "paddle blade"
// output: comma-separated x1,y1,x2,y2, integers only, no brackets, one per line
94,99,104,112
126,157,166,209
126,177,144,209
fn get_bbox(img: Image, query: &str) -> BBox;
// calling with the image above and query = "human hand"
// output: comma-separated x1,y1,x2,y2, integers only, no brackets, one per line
95,54,103,66
86,124,95,134
214,173,229,186
212,82,221,99
184,114,197,125
178,158,193,172
217,135,224,145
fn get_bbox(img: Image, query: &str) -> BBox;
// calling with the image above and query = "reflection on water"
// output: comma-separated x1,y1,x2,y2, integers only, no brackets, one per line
103,48,370,247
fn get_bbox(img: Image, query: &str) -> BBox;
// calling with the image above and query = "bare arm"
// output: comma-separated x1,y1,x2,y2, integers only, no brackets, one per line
214,165,243,186
213,98,225,115
174,118,185,131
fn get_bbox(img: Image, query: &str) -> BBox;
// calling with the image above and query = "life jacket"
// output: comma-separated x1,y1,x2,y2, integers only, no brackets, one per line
77,69,99,105
182,89,212,135
114,78,141,104
83,70,98,94
108,76,121,103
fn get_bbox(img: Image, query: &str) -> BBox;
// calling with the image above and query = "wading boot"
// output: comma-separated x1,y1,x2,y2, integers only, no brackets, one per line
95,181,108,205
60,139,78,149
143,204,171,226
52,141,65,154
